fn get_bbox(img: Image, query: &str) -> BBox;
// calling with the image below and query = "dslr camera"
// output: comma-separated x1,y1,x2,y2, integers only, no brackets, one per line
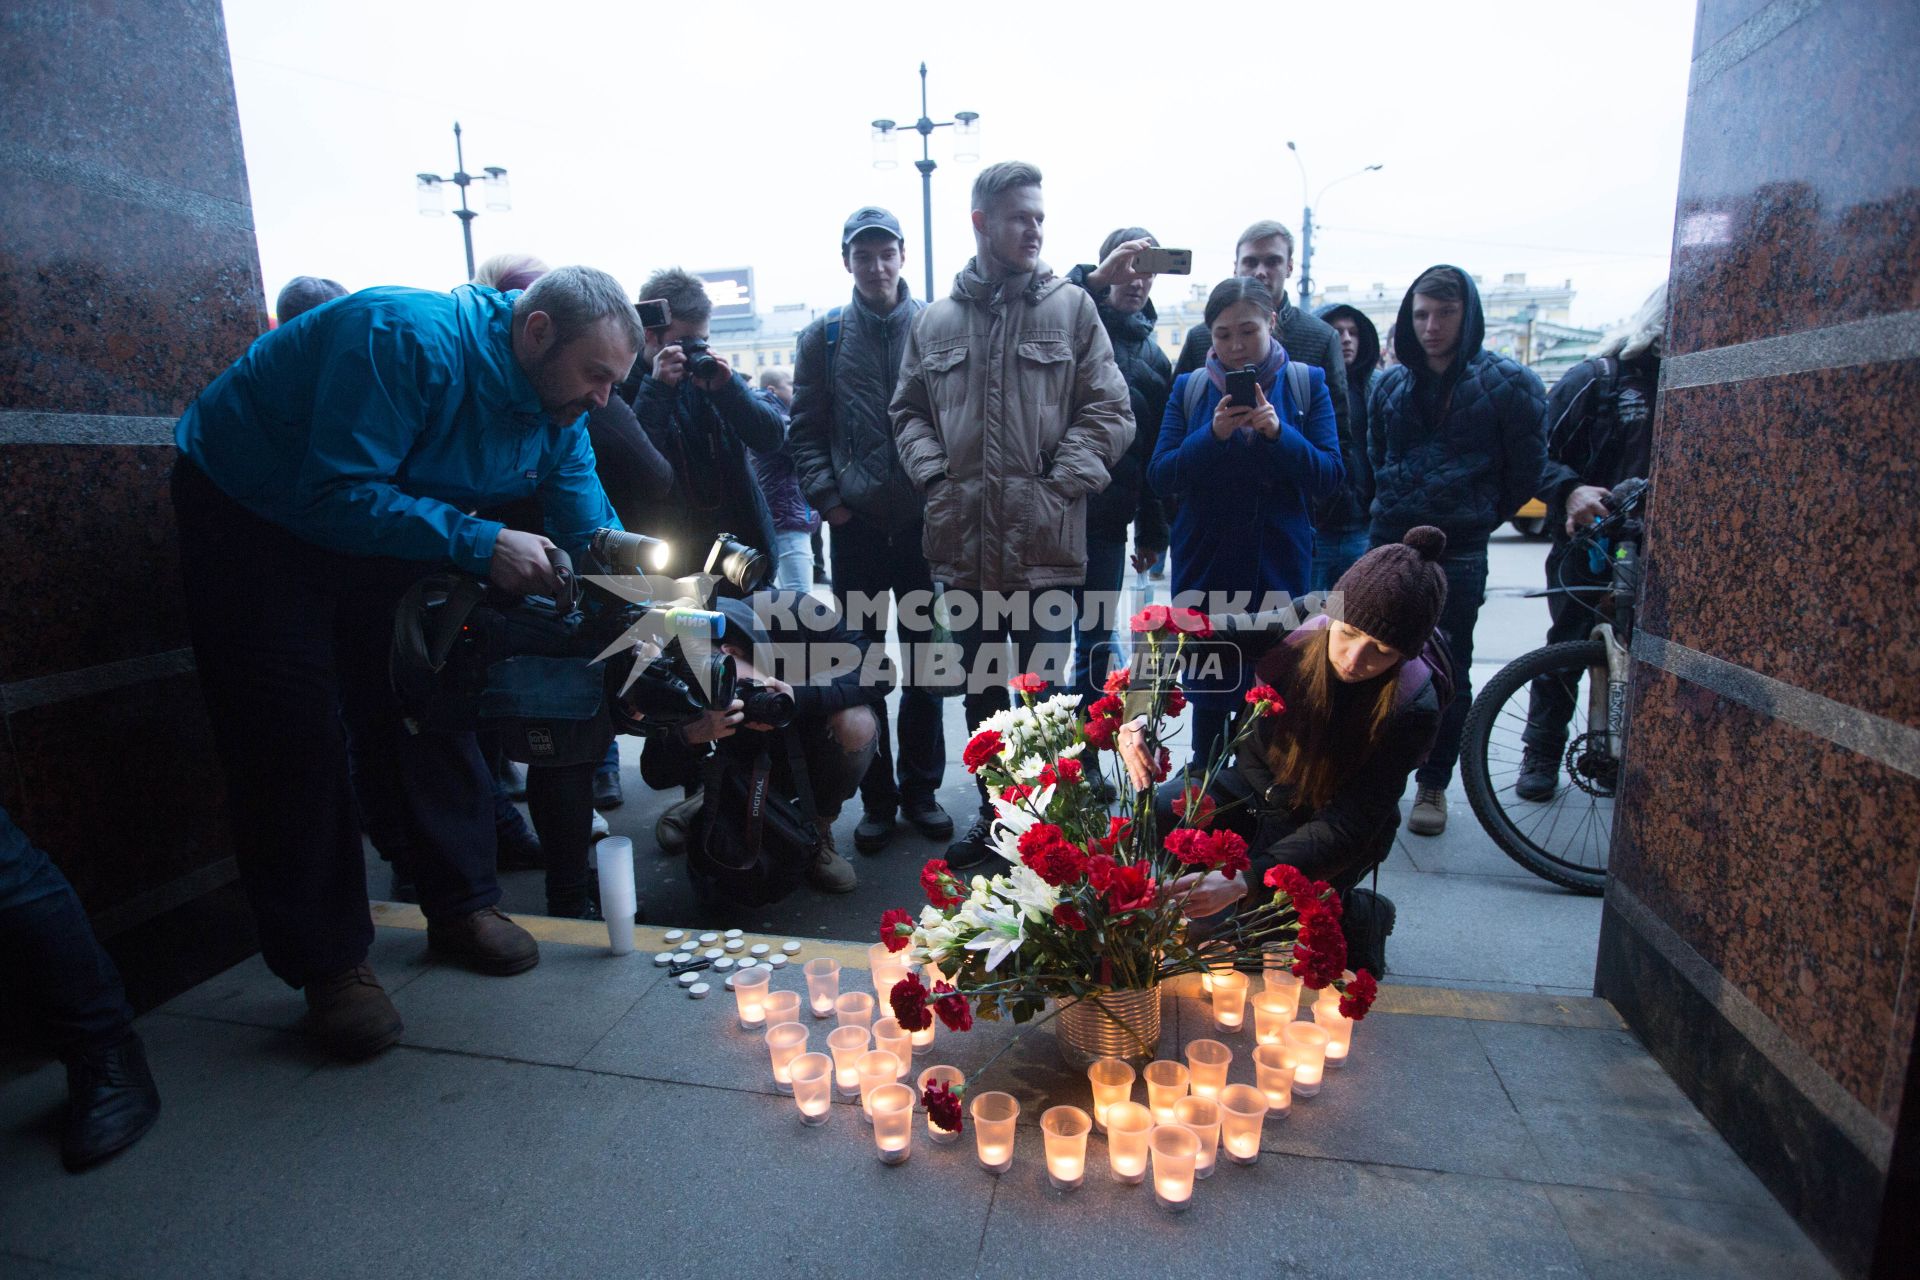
677,337,722,382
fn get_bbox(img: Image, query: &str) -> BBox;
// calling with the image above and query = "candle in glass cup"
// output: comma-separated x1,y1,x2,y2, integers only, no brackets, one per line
826,1024,870,1098
1040,1105,1091,1190
1252,1044,1295,1115
1184,1039,1232,1101
1266,967,1303,1007
765,1022,808,1094
1085,1057,1136,1132
909,1017,936,1056
835,991,875,1028
870,1082,914,1164
1143,1060,1189,1125
1202,954,1234,996
1174,1095,1222,1179
788,1052,832,1125
857,1049,901,1123
804,958,841,1018
1252,989,1296,1045
872,1017,913,1078
1105,1101,1153,1184
970,1091,1019,1174
1314,994,1354,1066
1212,970,1250,1030
763,990,801,1029
733,966,772,1030
1218,1083,1269,1164
1149,1124,1200,1211
916,1065,965,1143
1283,1023,1330,1095
868,943,910,1005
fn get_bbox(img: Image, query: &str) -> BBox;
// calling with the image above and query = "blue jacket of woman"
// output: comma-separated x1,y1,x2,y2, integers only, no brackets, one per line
1147,358,1343,605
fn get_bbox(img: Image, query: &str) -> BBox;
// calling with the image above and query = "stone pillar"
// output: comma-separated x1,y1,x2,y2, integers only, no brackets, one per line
0,2,267,1008
1596,3,1920,1276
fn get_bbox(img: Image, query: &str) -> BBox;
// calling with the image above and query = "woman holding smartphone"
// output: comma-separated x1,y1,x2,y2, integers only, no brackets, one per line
1147,276,1344,765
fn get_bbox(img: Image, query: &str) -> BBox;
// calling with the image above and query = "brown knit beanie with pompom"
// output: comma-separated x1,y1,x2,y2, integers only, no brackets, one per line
1330,526,1449,656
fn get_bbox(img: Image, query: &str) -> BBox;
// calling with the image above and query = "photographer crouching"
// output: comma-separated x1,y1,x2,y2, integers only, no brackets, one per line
640,593,885,901
171,266,642,1060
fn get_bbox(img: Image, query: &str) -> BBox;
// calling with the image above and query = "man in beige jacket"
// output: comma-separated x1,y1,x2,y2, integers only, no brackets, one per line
891,160,1134,867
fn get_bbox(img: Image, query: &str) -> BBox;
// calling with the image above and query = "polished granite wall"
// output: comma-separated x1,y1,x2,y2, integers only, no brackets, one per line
0,1,266,1010
1597,2,1920,1276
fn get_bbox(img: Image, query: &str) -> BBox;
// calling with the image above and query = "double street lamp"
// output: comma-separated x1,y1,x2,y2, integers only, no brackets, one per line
1285,141,1382,309
870,64,980,303
416,121,511,282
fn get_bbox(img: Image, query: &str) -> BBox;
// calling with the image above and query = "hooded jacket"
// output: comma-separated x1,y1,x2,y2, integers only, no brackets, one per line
890,259,1135,592
788,281,926,529
1066,265,1171,550
1312,303,1382,535
1366,266,1547,551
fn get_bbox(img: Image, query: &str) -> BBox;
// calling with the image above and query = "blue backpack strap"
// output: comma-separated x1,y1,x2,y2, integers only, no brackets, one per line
1181,369,1209,422
1284,361,1313,423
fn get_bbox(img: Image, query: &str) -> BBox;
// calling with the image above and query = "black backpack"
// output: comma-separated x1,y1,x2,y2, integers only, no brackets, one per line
686,729,819,908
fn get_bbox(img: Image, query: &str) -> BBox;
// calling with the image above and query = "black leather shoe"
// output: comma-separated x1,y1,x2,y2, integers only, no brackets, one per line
1515,751,1560,802
853,809,896,855
62,1033,161,1172
592,770,624,811
945,810,998,870
901,796,955,840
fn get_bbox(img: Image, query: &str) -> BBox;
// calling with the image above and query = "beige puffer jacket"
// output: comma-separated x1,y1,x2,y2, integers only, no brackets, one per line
890,259,1134,591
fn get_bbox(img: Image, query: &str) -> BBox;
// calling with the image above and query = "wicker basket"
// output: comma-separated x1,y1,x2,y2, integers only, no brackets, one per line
1054,986,1163,1068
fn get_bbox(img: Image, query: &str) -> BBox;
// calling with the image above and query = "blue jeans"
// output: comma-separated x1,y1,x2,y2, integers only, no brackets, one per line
772,528,815,594
1070,536,1129,704
1415,548,1490,790
1311,527,1371,593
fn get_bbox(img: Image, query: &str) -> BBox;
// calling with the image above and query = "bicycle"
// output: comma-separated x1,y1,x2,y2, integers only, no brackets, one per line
1458,478,1648,893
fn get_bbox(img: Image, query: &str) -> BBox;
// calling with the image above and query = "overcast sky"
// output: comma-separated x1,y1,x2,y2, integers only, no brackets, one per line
225,0,1696,329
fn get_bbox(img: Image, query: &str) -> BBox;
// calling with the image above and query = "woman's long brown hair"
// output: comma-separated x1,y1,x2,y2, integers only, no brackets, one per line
1258,629,1403,812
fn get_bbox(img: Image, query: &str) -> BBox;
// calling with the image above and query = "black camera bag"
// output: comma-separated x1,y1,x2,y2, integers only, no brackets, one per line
688,728,818,908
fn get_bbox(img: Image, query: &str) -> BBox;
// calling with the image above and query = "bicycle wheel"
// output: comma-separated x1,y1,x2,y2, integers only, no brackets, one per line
1460,640,1617,894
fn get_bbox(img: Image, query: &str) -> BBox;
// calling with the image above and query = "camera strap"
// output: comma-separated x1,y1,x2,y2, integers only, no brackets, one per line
741,727,820,858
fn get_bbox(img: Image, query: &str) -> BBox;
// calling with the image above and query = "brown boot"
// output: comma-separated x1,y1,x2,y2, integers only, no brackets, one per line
303,964,403,1060
807,818,858,894
427,906,540,975
1408,786,1449,836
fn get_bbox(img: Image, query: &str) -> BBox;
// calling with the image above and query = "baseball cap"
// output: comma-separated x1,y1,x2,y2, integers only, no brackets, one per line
842,207,904,248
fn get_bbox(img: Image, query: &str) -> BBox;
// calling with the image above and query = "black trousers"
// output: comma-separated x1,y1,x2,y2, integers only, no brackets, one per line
1522,542,1610,759
171,460,499,988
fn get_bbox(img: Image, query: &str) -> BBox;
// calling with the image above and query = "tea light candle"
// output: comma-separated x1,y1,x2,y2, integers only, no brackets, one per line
782,940,803,954
872,1017,913,1078
699,933,720,946
857,1049,901,1123
1174,1095,1222,1179
703,948,724,961
750,943,770,957
804,957,841,1018
732,966,772,1030
835,991,876,1028
1282,1023,1330,1096
1251,1044,1295,1116
1252,989,1295,1044
1040,1105,1092,1191
1203,954,1234,996
724,928,743,940
970,1091,1019,1174
765,1022,808,1094
663,930,686,944
826,1024,870,1098
1313,994,1354,1066
1184,1039,1232,1101
868,943,911,1006
1218,1083,1269,1164
909,1017,936,1056
916,1065,965,1143
1149,1124,1199,1211
1085,1057,1136,1132
1212,970,1250,1030
870,1083,915,1164
1104,1102,1153,1184
1143,1060,1189,1125
763,990,801,1028
789,1052,832,1125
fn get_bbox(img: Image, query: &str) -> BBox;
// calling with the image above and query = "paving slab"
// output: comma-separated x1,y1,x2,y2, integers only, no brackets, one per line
154,927,432,1031
1374,860,1603,992
1546,1183,1840,1279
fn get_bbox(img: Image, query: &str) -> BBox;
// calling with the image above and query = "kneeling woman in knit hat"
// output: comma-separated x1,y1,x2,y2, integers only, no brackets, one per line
1120,527,1454,973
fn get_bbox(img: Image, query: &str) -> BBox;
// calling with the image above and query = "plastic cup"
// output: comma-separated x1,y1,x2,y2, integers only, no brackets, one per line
1041,1105,1092,1190
764,1022,808,1094
733,966,772,1030
871,1082,915,1164
1283,1023,1330,1096
1105,1101,1153,1184
1253,989,1295,1044
804,958,841,1019
970,1091,1019,1173
826,1024,870,1098
1252,1043,1295,1116
1149,1124,1199,1211
857,1049,901,1123
917,1065,965,1143
869,943,911,1006
1212,970,1249,1030
789,1052,832,1125
1184,1039,1232,1101
763,990,801,1028
1219,1083,1269,1164
594,837,636,954
1086,1057,1136,1132
835,991,875,1028
1174,1095,1221,1179
1314,993,1355,1066
1143,1060,1190,1125
872,1017,913,1078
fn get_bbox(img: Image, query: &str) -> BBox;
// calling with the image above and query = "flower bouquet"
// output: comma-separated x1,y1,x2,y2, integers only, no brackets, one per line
879,605,1377,1086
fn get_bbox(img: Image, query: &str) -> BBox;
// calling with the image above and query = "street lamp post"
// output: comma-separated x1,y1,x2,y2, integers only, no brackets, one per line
1285,142,1381,310
415,121,511,281
870,64,979,303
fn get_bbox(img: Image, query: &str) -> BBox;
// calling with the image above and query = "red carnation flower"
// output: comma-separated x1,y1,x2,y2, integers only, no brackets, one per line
1164,686,1187,716
1167,606,1213,639
1083,715,1118,751
1085,853,1119,893
1103,864,1157,913
1153,746,1173,783
1265,862,1313,901
1245,683,1286,717
1172,787,1216,830
1089,816,1131,859
1018,823,1088,888
1038,757,1084,789
1000,782,1035,804
1129,604,1171,634
920,859,963,909
1053,902,1089,931
879,907,915,952
962,729,1005,773
1339,970,1379,1020
923,1079,964,1134
1164,828,1208,866
932,980,974,1032
1102,667,1132,695
1291,911,1348,989
1087,694,1124,721
890,971,932,1030
1009,673,1046,697
1206,830,1250,876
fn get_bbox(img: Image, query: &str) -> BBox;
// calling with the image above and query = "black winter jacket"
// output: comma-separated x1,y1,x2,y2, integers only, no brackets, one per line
1367,267,1547,552
1311,303,1381,535
626,369,783,577
1175,291,1350,518
788,283,925,530
1067,266,1171,550
1536,351,1658,547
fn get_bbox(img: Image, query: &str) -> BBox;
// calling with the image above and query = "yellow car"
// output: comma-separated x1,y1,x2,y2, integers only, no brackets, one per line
1510,498,1549,538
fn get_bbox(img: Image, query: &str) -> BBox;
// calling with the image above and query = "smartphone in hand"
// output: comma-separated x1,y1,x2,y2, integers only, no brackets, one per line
1223,365,1259,408
1131,247,1193,275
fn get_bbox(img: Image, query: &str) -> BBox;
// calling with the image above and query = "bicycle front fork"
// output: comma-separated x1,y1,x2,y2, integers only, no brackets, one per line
1588,622,1631,758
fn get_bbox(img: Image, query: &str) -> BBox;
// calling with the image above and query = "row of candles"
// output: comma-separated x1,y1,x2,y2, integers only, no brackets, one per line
727,942,1363,1210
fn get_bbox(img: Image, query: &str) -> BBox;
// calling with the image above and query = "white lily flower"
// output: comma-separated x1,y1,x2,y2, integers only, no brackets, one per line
962,898,1027,971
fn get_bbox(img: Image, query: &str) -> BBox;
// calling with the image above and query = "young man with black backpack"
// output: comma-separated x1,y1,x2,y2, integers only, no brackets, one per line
787,207,952,857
